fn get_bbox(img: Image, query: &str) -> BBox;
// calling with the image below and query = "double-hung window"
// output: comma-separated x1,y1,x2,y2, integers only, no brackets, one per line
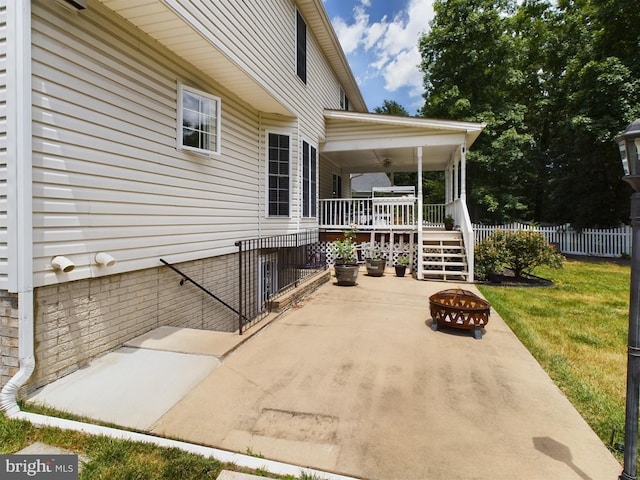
268,133,290,217
178,84,221,155
302,140,317,217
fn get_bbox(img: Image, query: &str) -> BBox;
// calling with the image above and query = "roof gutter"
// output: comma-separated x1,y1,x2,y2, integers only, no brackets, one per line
0,0,35,415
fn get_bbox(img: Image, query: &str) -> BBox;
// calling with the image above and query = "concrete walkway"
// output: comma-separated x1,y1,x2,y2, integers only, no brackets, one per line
29,269,621,479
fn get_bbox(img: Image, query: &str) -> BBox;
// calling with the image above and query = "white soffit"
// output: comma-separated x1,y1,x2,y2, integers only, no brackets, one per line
98,0,293,116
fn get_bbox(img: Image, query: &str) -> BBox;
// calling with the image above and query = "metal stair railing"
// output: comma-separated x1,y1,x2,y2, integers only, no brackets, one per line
159,258,249,332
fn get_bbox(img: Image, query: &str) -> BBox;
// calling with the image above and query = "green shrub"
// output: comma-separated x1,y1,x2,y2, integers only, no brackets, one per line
475,230,507,280
503,230,564,277
475,229,564,279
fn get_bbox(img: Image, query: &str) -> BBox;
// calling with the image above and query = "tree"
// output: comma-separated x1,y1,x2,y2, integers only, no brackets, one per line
542,0,640,227
373,100,409,116
420,0,536,223
420,0,640,227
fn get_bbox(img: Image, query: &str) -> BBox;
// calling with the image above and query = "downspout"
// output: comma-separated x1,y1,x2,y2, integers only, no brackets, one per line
0,0,34,415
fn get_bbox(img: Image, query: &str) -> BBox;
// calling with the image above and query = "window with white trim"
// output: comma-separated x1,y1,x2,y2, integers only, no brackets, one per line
268,133,290,217
178,84,221,155
339,86,349,111
296,10,307,84
302,140,317,217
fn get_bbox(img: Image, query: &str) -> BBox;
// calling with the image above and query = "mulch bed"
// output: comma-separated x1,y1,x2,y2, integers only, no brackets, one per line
482,268,554,287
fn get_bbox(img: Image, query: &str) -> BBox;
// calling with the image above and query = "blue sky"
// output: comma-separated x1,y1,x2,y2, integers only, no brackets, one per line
322,0,435,115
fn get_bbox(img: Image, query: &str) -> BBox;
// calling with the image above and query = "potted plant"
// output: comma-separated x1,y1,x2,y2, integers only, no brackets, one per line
394,255,410,277
365,247,386,277
444,214,455,231
331,225,359,286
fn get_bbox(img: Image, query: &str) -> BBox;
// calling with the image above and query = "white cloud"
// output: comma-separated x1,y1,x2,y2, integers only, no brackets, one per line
331,0,434,105
383,48,422,92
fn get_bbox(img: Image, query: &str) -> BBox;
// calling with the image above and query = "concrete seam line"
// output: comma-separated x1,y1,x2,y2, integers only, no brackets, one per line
12,411,359,480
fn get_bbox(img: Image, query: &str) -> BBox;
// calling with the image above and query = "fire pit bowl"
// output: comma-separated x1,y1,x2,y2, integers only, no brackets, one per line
429,288,491,340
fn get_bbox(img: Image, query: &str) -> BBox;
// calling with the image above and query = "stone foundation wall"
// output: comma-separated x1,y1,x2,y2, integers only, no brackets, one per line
0,292,19,391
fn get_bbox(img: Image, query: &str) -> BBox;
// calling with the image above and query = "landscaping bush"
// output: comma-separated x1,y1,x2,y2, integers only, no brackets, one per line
475,229,564,279
475,230,507,280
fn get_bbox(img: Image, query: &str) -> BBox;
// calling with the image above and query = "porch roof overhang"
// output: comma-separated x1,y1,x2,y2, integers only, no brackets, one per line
96,0,366,116
321,110,485,173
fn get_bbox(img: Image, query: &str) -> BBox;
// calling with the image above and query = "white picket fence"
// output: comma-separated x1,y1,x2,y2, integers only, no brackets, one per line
473,223,632,258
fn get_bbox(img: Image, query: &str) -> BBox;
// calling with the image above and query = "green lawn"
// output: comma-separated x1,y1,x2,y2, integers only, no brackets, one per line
478,257,630,463
0,405,319,480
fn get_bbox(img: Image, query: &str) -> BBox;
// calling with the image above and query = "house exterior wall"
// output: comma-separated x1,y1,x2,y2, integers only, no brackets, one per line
0,292,19,390
1,0,353,392
30,0,264,288
28,0,343,288
26,253,240,395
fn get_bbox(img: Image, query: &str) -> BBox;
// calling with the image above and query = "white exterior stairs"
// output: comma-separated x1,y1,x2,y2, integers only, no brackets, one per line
420,230,469,281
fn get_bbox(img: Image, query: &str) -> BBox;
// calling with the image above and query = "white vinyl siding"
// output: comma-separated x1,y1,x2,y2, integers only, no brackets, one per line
17,0,356,287
31,0,264,286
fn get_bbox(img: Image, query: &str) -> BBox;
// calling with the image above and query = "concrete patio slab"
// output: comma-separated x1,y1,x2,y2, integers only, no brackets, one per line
26,268,622,479
151,270,621,480
28,347,220,430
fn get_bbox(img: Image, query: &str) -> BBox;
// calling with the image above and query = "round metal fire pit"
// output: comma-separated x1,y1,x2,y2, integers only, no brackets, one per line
429,288,491,339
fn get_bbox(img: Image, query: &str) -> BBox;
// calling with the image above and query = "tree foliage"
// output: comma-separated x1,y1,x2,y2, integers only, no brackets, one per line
419,0,640,227
373,100,410,117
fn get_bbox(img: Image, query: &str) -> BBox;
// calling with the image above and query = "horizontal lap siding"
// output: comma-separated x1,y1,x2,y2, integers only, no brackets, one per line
175,0,299,113
32,0,261,287
0,2,6,290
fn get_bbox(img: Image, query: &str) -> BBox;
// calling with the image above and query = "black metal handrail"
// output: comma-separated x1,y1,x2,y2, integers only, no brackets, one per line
159,258,249,325
235,230,325,334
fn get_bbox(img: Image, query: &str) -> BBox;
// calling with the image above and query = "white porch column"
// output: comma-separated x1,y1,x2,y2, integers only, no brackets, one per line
417,146,423,280
453,158,459,201
460,143,467,201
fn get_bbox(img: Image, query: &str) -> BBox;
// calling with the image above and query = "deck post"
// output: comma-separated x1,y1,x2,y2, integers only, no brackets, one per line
417,146,423,280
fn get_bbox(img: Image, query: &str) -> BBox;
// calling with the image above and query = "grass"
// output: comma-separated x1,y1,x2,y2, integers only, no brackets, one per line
478,257,630,463
0,404,320,480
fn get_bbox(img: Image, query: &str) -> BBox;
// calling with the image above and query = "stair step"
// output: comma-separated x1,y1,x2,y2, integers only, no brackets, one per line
422,270,469,279
422,242,462,248
421,230,469,281
421,230,462,238
422,250,465,257
422,261,467,267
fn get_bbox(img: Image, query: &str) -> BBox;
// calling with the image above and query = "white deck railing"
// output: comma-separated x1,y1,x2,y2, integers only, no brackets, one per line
319,198,446,230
